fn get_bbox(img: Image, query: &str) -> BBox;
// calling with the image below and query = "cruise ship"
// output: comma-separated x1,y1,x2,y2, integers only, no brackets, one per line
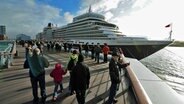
40,8,173,60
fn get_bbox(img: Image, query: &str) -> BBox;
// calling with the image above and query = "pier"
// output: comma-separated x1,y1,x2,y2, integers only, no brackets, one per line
0,45,184,104
0,45,134,104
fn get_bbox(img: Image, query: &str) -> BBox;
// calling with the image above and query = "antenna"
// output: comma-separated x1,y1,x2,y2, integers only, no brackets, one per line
89,5,92,13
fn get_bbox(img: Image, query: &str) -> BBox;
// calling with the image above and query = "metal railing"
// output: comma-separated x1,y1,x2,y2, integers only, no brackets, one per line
0,41,16,68
125,64,152,104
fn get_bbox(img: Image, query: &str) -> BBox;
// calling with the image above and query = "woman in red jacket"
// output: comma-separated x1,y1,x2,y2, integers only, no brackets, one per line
50,63,67,101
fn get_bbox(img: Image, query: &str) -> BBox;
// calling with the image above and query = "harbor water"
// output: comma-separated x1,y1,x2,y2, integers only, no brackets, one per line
141,47,184,97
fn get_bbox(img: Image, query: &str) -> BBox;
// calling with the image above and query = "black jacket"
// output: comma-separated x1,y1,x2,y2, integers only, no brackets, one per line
109,58,128,84
72,62,90,90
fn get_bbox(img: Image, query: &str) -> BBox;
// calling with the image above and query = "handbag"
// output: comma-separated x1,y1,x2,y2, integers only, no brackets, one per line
23,59,29,69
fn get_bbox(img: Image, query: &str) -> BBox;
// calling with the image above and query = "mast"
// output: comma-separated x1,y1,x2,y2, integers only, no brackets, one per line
165,23,173,40
89,5,92,13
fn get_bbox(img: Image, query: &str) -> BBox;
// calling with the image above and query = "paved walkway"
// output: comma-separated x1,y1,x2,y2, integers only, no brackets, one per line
0,45,130,104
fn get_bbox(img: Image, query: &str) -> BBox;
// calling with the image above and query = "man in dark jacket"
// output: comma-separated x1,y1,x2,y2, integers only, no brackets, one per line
91,42,95,59
108,51,130,104
84,42,89,58
72,54,90,104
94,43,101,63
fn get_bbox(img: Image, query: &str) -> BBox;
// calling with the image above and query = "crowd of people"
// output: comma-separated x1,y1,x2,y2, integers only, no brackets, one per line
21,40,130,104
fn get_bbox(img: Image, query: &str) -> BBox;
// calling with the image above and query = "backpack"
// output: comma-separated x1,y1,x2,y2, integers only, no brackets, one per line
67,57,76,71
23,59,29,69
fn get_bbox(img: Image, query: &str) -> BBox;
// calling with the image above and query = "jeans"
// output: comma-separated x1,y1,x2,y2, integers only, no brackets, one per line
95,53,100,63
91,51,94,59
30,73,46,103
53,82,63,97
75,90,86,104
69,71,74,93
108,83,118,104
85,51,88,57
104,54,108,62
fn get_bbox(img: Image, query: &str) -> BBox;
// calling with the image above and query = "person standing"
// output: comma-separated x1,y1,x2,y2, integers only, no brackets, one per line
64,42,68,52
72,54,90,104
50,63,67,101
94,43,101,63
27,48,47,104
67,50,78,95
102,43,110,63
91,43,95,59
47,42,50,51
68,43,72,52
78,43,83,54
108,51,130,104
84,42,89,58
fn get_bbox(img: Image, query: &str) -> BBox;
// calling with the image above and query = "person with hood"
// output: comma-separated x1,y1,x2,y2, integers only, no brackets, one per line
27,47,48,104
67,50,78,95
50,63,67,101
72,54,90,104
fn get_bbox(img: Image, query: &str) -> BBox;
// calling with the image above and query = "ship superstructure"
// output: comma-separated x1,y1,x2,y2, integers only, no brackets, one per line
37,8,173,60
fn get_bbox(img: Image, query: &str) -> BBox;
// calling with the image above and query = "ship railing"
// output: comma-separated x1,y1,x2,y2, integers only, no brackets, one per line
0,41,16,69
121,55,152,104
79,50,153,103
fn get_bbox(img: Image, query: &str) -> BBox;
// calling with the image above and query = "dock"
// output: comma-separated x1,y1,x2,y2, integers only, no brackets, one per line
0,45,133,104
0,45,184,104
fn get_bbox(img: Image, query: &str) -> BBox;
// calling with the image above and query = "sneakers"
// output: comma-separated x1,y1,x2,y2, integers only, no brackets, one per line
32,98,39,104
52,97,57,101
70,91,75,95
59,90,63,93
113,99,118,103
41,96,47,104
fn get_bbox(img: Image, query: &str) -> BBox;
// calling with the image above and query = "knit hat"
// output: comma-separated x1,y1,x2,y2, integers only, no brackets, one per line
72,50,77,54
78,54,84,62
112,52,119,56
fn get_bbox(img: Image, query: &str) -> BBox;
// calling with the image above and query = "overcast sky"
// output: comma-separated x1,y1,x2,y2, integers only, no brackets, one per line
0,0,184,40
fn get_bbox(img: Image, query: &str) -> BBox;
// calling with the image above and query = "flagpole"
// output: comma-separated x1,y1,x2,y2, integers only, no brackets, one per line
169,23,172,40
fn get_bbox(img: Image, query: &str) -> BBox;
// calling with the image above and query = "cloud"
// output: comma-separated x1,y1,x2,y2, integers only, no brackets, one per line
78,0,150,28
1,0,184,40
64,12,74,23
0,0,72,39
79,0,139,19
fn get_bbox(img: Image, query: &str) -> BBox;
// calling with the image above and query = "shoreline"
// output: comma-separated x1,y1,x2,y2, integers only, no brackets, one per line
169,41,184,47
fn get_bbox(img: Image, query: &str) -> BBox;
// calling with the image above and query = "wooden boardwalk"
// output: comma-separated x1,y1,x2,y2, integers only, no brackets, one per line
0,45,129,104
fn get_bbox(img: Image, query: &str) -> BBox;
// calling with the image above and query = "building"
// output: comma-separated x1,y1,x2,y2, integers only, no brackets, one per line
16,34,31,40
36,23,58,41
0,25,6,35
0,25,8,40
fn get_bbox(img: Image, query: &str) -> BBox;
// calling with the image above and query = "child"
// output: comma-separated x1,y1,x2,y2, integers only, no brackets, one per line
50,63,67,101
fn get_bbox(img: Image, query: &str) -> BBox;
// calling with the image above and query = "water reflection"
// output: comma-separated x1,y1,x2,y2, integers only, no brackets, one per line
141,47,184,96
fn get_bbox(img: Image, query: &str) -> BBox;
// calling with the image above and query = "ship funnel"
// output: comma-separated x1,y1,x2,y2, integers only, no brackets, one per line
48,23,52,27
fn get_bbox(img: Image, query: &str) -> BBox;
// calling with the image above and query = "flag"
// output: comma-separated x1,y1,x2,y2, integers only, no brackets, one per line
165,24,171,28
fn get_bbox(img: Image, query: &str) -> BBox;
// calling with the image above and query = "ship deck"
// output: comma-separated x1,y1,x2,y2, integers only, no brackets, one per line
0,45,134,104
1,45,183,104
